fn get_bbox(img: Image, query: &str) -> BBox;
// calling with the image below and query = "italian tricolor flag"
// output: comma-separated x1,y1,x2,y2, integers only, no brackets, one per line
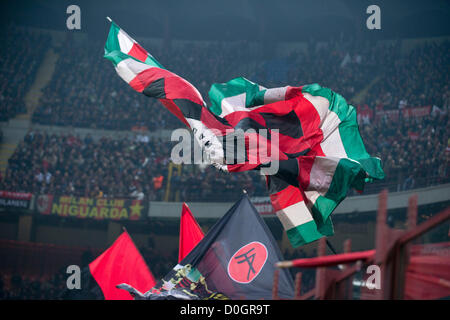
207,79,384,247
104,18,206,128
104,18,163,68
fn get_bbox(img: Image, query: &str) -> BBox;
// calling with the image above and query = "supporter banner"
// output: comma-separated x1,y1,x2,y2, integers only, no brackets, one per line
375,105,431,121
357,105,373,124
35,195,147,221
402,105,431,118
375,109,399,121
0,191,33,210
250,197,275,215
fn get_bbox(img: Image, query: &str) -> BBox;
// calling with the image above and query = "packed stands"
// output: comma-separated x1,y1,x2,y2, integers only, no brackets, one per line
2,35,449,201
1,27,449,300
0,26,50,121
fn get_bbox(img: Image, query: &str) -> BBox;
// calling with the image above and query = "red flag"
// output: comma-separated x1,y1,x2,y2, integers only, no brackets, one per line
178,203,204,262
89,231,156,300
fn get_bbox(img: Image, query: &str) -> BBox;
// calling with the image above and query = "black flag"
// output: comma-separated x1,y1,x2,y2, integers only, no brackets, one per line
119,195,295,300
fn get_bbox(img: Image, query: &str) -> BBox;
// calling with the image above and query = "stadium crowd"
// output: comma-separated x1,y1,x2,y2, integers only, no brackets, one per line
0,26,50,121
1,130,171,200
31,38,255,131
0,130,266,201
1,114,448,201
1,31,449,200
362,111,449,192
366,41,450,111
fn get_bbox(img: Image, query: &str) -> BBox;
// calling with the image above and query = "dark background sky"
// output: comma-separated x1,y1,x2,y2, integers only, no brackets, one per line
0,0,449,41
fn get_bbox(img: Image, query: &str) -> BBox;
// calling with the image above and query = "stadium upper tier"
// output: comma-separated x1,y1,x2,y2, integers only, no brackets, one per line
15,27,450,132
0,26,448,202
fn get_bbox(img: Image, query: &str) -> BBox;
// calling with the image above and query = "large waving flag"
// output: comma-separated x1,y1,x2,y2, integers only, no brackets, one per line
207,78,384,245
118,195,295,300
178,203,205,262
103,19,226,167
104,20,384,247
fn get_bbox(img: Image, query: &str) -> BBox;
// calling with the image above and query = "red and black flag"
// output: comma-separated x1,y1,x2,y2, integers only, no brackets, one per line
118,195,295,300
104,20,385,248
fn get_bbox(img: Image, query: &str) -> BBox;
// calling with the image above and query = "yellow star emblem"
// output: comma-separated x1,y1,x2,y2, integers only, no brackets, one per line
130,201,144,219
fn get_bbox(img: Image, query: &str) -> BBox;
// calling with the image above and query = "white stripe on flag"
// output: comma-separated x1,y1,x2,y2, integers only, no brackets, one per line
307,156,340,194
320,110,341,140
304,190,321,208
117,29,135,54
263,86,288,104
320,127,347,158
275,201,313,230
302,92,329,125
320,111,347,158
115,58,153,84
219,93,264,117
220,93,246,117
186,118,225,167
258,85,267,90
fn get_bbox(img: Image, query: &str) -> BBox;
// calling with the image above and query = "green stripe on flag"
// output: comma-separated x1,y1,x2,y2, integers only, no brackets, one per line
144,55,164,68
286,219,333,248
302,83,385,180
104,46,164,70
103,50,133,67
254,90,266,106
104,21,121,55
104,20,164,69
338,107,385,180
208,77,266,115
302,83,349,122
310,158,367,233
311,198,337,234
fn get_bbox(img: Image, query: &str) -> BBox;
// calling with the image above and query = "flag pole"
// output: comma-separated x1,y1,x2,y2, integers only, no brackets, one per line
326,239,337,255
106,16,112,23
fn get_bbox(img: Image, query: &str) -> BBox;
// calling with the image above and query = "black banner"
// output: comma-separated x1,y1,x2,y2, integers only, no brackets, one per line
0,191,33,210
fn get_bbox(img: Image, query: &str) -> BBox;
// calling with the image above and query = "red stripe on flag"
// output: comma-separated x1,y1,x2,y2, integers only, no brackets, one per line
297,156,315,190
293,94,324,150
128,67,205,107
308,143,326,157
223,110,267,129
128,43,148,63
200,108,230,133
285,86,303,100
164,76,204,106
128,67,172,92
269,185,304,212
159,99,191,128
222,97,320,156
